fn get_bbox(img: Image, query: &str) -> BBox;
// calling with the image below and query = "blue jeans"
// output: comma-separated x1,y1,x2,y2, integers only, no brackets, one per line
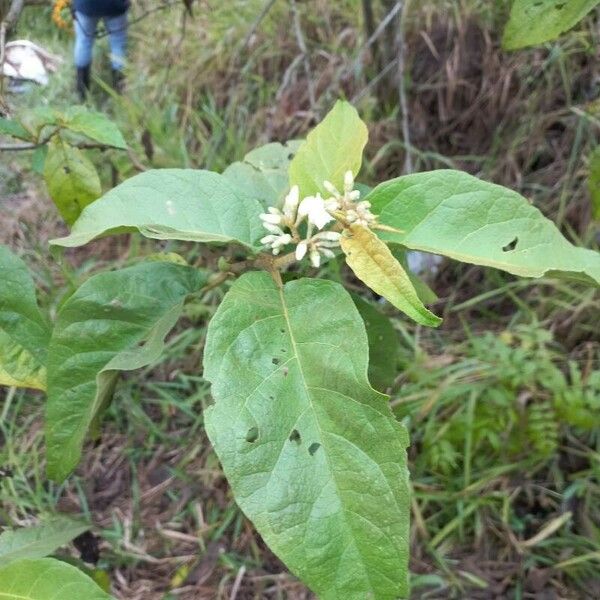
74,12,128,70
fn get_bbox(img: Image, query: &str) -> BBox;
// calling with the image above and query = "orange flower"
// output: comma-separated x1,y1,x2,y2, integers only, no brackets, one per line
52,0,72,30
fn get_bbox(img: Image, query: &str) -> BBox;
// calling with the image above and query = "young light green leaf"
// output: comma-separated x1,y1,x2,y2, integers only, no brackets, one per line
224,140,302,207
0,517,89,567
352,294,400,392
0,558,114,599
0,117,32,141
204,272,410,600
0,245,50,391
61,106,127,149
588,146,600,220
367,170,600,285
50,169,265,250
46,262,208,482
341,225,442,327
289,100,368,197
503,0,600,50
43,137,102,225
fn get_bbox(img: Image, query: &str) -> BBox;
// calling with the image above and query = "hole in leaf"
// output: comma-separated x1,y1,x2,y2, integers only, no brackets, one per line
272,357,280,365
308,442,321,456
245,427,259,443
281,348,287,353
555,2,565,8
63,166,71,174
287,153,295,160
282,367,289,377
289,429,301,443
280,328,285,333
502,237,518,252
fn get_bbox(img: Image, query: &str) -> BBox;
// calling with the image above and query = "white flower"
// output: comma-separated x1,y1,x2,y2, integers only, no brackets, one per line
295,240,308,260
298,194,334,229
283,185,300,220
261,232,292,255
323,180,341,198
344,170,354,193
313,231,341,243
309,248,321,268
260,211,283,225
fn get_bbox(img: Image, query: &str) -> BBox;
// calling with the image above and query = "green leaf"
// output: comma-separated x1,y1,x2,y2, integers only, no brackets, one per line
367,170,600,285
204,272,410,600
502,0,600,50
0,518,89,567
0,245,50,391
588,146,600,220
43,137,102,226
341,225,442,327
289,100,368,197
46,261,208,481
50,169,265,250
31,145,48,175
391,246,439,306
61,107,127,149
224,140,302,207
0,118,32,141
352,295,399,392
0,558,114,599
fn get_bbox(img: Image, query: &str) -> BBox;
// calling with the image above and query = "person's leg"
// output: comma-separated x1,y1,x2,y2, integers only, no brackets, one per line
104,12,128,91
73,12,98,100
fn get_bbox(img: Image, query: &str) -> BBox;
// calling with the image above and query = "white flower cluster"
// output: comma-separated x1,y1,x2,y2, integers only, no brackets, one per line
259,170,376,267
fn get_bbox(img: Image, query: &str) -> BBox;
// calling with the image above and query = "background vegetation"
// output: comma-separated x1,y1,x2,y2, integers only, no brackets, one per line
1,0,599,597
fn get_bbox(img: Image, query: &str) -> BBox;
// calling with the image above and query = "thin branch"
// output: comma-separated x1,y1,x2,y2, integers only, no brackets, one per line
290,0,316,113
239,0,277,57
395,0,412,173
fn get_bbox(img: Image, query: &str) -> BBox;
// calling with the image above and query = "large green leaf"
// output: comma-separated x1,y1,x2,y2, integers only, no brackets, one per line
0,558,113,599
0,518,89,567
46,262,208,482
204,272,410,600
224,140,302,207
289,100,368,197
50,169,265,250
0,245,50,391
43,137,102,225
61,107,127,149
352,295,399,392
503,0,600,50
367,170,600,285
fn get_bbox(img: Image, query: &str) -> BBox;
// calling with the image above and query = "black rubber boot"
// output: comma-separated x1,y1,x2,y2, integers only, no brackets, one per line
111,69,125,94
76,65,91,102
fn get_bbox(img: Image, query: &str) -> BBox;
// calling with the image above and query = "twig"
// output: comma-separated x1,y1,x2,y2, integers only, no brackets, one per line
395,0,412,173
351,57,398,103
238,0,277,57
290,0,316,113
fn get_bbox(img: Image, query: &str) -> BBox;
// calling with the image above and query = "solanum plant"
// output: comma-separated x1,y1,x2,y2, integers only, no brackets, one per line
1,101,599,599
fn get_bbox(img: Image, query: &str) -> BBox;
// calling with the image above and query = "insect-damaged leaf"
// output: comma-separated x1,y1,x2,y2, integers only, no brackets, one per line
50,169,265,250
502,0,600,50
45,261,207,481
367,170,600,286
341,225,442,327
0,558,114,600
43,137,101,225
204,272,410,600
0,245,50,391
289,100,368,198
